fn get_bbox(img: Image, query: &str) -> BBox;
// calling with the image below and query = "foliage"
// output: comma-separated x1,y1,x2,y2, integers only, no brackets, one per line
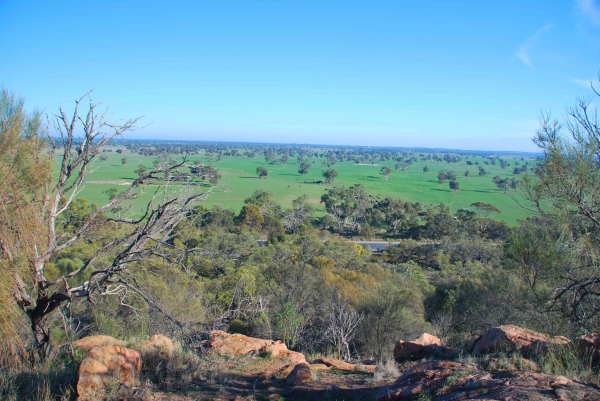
518,85,600,333
256,166,268,179
0,89,50,360
322,167,339,183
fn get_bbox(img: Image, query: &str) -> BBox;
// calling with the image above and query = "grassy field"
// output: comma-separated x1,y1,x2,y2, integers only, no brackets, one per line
58,146,538,225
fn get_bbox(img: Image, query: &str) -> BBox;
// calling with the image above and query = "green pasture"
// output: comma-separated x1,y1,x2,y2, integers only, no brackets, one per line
56,146,538,225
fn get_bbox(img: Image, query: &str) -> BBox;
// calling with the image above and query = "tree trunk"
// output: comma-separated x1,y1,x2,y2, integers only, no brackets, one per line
30,312,52,360
26,291,70,360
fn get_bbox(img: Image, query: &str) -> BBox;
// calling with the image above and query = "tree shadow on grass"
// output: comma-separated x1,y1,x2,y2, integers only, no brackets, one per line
358,176,381,181
238,176,260,179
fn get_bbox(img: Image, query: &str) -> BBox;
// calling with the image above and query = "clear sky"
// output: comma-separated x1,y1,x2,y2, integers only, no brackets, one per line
1,1,599,151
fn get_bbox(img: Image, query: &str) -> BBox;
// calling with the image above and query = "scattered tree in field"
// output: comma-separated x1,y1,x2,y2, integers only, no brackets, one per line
256,166,269,179
99,155,108,162
478,166,487,176
493,176,509,193
134,164,148,177
437,171,447,185
510,177,519,191
380,166,392,181
189,162,222,185
298,161,311,176
121,156,128,165
449,180,460,192
464,170,470,178
423,166,429,173
322,168,339,183
513,165,528,174
103,188,119,201
280,155,288,167
446,171,457,181
116,148,123,154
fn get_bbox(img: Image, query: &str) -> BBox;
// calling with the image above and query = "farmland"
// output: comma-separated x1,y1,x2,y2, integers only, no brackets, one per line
61,143,539,225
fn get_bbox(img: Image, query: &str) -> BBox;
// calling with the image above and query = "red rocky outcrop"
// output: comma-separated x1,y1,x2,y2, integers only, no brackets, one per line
393,333,460,362
209,330,305,363
472,325,570,356
312,357,356,371
376,360,600,400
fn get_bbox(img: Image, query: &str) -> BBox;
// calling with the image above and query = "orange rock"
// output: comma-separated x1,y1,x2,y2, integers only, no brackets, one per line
210,330,273,356
309,363,330,371
260,340,287,357
277,349,307,364
143,334,174,357
376,360,600,401
209,330,307,364
286,363,313,385
472,325,570,356
76,345,141,400
393,333,445,362
575,333,600,367
74,335,124,351
312,357,355,371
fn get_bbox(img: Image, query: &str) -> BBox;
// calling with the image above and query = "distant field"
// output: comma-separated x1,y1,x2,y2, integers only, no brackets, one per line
56,146,538,225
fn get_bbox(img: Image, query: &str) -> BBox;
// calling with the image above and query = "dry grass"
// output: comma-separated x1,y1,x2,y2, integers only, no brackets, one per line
537,343,599,384
457,343,599,385
373,358,400,380
138,340,206,393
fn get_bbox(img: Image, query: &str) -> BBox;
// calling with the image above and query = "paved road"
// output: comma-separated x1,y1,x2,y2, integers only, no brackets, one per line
257,239,439,251
353,241,401,251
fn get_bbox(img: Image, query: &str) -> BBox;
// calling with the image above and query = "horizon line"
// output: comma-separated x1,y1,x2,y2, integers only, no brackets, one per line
87,137,542,156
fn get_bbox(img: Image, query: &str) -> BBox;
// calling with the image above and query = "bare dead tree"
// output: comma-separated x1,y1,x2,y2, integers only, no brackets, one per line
323,294,363,361
11,92,216,358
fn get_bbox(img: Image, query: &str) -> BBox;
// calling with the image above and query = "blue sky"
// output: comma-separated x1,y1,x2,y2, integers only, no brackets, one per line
1,0,599,151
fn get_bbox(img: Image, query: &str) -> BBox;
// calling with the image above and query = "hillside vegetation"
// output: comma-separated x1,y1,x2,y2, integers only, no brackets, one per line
1,88,599,400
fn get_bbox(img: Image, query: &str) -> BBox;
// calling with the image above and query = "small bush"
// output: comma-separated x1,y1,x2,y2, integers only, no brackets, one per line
373,359,399,380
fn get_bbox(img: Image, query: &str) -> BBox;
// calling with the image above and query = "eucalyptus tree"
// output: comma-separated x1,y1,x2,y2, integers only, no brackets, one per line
519,82,600,332
380,166,392,181
3,91,217,358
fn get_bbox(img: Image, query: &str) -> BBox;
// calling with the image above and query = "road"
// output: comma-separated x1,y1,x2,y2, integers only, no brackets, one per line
257,239,440,251
353,241,401,252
